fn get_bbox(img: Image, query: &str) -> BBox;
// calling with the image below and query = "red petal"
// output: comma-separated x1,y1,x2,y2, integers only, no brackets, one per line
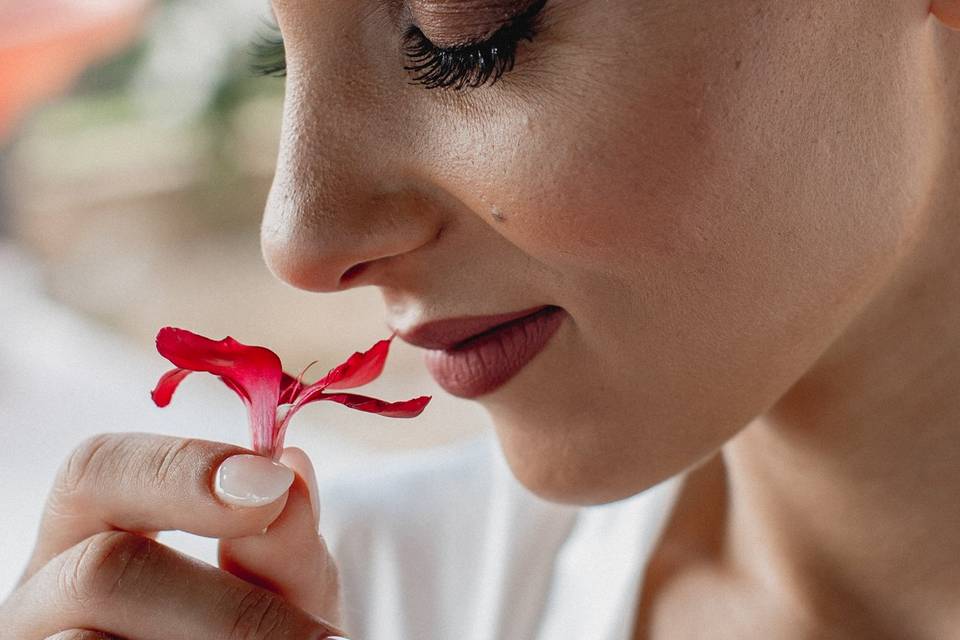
150,368,192,407
298,391,432,418
313,335,395,391
279,372,299,405
154,327,283,456
279,360,320,405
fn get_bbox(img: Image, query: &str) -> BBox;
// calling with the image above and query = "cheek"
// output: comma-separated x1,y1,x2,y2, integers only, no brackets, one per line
417,2,935,503
470,2,930,288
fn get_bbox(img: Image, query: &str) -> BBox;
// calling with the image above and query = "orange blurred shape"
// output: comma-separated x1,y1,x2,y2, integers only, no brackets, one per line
0,0,149,141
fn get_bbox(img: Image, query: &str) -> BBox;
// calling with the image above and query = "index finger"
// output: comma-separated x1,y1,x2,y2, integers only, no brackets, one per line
19,432,295,585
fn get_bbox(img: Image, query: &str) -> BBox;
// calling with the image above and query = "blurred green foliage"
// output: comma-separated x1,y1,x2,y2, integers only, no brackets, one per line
73,41,149,97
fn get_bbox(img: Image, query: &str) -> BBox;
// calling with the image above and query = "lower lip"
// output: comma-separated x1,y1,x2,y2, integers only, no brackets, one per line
423,306,567,399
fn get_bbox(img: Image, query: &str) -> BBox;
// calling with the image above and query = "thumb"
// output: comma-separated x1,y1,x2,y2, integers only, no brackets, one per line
217,447,344,630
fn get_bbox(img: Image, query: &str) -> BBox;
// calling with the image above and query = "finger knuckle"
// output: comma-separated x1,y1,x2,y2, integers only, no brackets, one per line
229,587,295,640
56,434,118,498
59,531,155,609
149,437,197,487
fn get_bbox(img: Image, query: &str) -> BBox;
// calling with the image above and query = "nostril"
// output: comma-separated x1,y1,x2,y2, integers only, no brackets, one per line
340,262,370,286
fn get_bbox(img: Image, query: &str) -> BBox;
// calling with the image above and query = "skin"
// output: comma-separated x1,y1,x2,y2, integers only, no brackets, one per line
0,435,345,639
4,0,959,638
409,0,536,46
259,0,960,637
261,0,954,506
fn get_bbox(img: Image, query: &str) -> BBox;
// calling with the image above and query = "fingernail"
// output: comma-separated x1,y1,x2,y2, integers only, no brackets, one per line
280,446,320,529
214,454,295,507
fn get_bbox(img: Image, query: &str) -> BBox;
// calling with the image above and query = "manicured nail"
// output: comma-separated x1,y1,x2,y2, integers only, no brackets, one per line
280,446,320,529
214,454,295,507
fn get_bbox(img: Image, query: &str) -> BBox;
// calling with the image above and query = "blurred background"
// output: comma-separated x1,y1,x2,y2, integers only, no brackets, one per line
0,0,488,597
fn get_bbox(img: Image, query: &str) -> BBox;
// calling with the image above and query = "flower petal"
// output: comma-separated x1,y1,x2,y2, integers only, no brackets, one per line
279,372,300,405
312,334,395,391
283,334,397,427
298,391,432,418
270,389,430,462
279,360,320,405
150,368,192,407
154,327,283,456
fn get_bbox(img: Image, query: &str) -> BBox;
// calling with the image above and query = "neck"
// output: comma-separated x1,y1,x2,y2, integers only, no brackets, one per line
721,146,960,638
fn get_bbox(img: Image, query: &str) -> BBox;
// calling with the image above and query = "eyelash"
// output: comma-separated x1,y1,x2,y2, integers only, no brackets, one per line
249,0,548,91
402,0,547,90
249,24,287,78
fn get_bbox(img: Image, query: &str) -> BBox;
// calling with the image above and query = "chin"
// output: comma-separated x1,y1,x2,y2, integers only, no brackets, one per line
487,414,679,507
477,317,718,506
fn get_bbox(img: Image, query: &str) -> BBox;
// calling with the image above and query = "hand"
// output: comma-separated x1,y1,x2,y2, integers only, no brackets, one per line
0,432,348,639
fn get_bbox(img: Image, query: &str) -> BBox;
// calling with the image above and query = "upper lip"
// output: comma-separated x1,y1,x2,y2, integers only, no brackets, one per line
393,305,560,351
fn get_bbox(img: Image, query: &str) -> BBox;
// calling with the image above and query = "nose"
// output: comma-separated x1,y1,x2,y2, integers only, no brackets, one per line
261,168,442,293
259,31,442,293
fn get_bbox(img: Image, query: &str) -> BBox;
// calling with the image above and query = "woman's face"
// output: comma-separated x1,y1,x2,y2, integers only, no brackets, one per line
262,0,939,504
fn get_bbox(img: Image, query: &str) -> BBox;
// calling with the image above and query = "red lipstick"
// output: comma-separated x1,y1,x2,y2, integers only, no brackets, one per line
399,305,567,398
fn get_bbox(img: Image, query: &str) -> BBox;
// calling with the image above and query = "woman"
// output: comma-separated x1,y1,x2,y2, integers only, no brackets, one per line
4,1,960,638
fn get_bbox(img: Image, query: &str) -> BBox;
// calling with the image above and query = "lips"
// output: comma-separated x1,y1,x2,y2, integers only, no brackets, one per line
395,305,558,351
400,306,567,398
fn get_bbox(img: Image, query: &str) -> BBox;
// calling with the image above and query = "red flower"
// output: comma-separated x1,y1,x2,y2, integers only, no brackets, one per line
150,327,431,460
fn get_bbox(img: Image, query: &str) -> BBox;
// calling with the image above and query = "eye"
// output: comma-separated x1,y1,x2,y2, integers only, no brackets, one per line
249,0,548,90
402,0,548,91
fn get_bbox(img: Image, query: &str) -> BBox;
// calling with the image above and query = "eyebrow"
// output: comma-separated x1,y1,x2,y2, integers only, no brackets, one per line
409,0,532,47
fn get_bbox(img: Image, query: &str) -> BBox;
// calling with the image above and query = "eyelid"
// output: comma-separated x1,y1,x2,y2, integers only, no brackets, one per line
402,0,547,90
249,0,547,89
408,0,539,48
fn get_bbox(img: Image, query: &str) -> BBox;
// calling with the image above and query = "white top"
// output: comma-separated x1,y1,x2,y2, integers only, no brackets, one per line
320,435,687,640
